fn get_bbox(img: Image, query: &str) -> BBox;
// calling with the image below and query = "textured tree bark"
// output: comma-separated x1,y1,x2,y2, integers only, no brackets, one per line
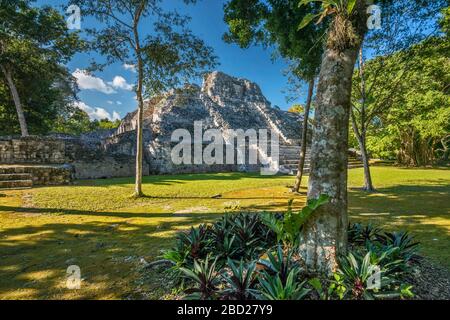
1,65,29,137
293,78,315,193
300,46,360,274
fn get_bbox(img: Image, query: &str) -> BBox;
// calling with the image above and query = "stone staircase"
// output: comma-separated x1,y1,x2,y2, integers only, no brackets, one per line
278,145,364,175
279,145,311,175
0,166,33,189
0,164,72,190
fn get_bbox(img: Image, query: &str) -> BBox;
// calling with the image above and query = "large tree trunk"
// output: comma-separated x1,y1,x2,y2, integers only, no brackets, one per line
293,78,315,193
299,46,360,274
1,65,29,137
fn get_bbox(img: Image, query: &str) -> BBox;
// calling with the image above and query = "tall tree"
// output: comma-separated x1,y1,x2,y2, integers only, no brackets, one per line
0,0,82,136
350,0,446,191
362,37,449,166
296,0,370,273
75,0,217,197
223,0,325,193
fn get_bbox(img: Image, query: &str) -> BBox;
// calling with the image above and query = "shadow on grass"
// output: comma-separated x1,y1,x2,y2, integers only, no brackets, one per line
0,208,222,299
349,183,450,269
80,172,279,187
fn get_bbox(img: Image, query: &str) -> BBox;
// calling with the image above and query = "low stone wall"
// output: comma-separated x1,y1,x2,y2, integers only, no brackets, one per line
0,136,65,164
0,135,149,183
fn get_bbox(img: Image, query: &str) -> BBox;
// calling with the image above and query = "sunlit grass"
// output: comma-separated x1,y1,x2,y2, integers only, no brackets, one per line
0,166,448,299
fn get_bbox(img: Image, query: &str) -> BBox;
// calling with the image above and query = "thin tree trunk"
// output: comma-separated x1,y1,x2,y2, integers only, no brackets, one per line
133,10,144,198
299,46,360,274
293,78,314,193
355,48,374,191
1,65,29,136
359,135,374,191
351,110,375,191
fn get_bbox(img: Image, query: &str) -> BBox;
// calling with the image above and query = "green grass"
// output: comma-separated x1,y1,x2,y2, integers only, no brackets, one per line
0,166,448,299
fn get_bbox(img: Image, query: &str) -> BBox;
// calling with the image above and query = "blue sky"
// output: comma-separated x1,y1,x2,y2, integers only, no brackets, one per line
39,0,307,121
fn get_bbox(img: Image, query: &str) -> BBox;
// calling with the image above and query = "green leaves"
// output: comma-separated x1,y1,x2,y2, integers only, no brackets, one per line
258,268,310,300
346,0,357,14
221,259,258,300
261,195,330,245
298,13,321,30
180,256,219,300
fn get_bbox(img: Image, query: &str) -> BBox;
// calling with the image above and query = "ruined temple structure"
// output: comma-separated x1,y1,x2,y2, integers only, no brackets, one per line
105,71,310,175
0,71,311,188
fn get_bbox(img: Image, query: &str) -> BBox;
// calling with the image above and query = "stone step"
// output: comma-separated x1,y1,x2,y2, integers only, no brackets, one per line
282,164,311,170
0,179,33,189
280,161,311,166
279,153,311,158
0,173,33,181
282,161,310,166
0,167,27,174
348,164,364,169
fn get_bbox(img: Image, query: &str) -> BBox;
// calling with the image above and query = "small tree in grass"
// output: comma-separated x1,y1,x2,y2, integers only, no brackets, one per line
74,0,218,197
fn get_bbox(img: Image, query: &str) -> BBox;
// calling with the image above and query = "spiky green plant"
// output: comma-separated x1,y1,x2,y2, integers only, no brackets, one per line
180,256,220,300
257,268,310,300
221,259,259,300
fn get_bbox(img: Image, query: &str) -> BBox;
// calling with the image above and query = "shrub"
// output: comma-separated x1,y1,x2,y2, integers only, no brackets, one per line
160,205,420,300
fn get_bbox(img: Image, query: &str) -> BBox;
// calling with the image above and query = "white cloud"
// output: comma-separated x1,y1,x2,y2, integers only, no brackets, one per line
123,63,137,73
112,111,121,121
109,76,134,91
107,100,114,104
72,69,116,94
75,101,120,121
116,101,123,105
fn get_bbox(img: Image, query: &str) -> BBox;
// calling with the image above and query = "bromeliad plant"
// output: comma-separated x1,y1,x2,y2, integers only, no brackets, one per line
258,268,310,300
159,199,420,301
180,256,220,300
348,223,384,246
337,248,415,300
221,259,259,300
257,245,300,285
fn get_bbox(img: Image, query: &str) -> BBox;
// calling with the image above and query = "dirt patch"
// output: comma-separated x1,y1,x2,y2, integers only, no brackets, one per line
407,259,450,300
174,206,209,214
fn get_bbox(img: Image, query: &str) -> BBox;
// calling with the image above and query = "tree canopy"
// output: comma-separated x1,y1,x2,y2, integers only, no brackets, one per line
360,37,450,165
0,0,84,136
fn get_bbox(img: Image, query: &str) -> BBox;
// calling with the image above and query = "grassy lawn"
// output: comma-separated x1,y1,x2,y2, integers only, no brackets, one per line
0,166,449,299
